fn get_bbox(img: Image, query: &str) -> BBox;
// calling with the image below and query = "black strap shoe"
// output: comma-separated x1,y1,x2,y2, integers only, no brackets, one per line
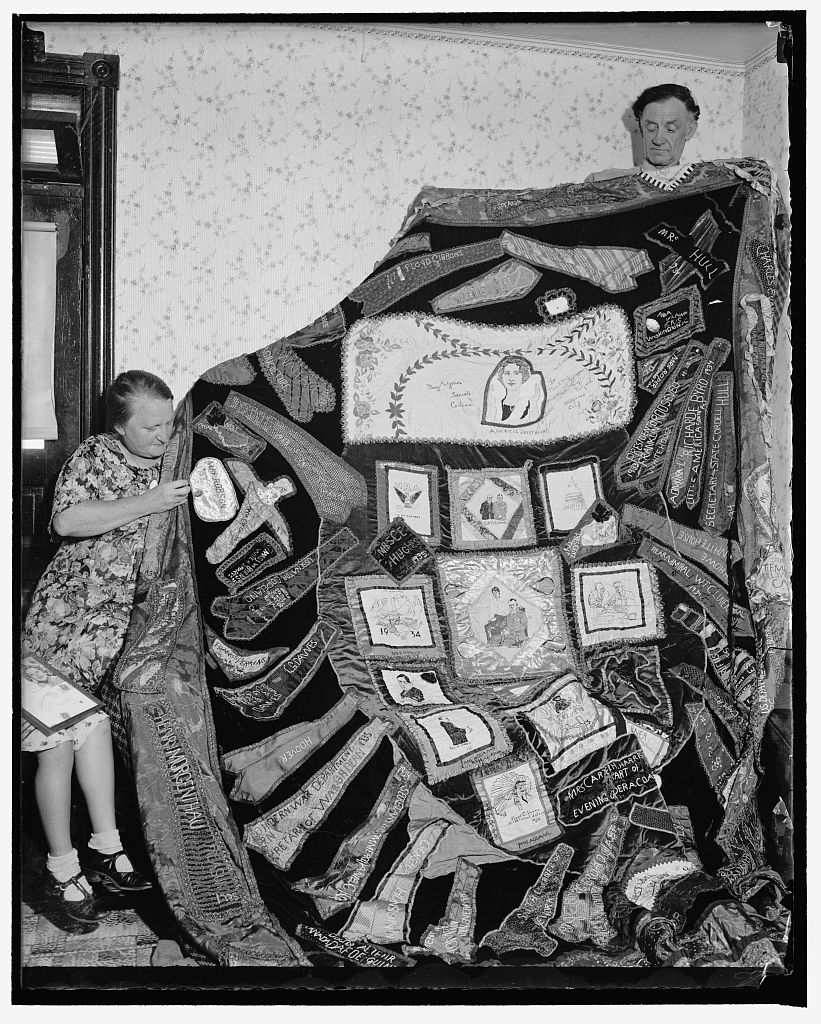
83,849,153,894
43,870,102,925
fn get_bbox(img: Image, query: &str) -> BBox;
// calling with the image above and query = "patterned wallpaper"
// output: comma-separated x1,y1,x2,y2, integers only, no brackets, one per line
34,21,777,406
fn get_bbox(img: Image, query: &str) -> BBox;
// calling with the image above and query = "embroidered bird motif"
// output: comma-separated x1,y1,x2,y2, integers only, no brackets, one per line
393,484,422,507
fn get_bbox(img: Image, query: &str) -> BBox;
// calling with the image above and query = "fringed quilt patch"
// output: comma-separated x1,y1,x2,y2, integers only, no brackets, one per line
345,574,446,661
400,703,512,784
436,549,578,683
571,559,665,649
447,465,537,550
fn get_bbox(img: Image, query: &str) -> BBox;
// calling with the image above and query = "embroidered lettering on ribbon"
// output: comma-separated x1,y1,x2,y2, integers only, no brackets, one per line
296,923,414,968
614,341,705,488
215,530,289,593
638,537,752,638
637,347,684,394
293,760,420,918
215,618,339,719
212,528,357,640
417,859,481,964
699,372,737,535
349,238,504,316
622,503,741,584
341,818,450,944
431,259,541,314
557,749,657,826
204,625,288,682
142,702,245,918
480,842,573,958
646,214,729,290
368,517,434,582
222,692,362,804
633,285,705,357
665,337,731,508
500,230,653,292
244,718,389,870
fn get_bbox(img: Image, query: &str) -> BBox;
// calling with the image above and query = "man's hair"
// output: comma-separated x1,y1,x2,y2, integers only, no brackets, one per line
106,369,173,429
632,83,700,123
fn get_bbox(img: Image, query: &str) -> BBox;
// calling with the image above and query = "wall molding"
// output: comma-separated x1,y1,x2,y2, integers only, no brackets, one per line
315,22,755,77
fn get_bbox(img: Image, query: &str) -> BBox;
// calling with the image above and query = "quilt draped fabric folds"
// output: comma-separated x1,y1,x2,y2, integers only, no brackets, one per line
112,159,791,971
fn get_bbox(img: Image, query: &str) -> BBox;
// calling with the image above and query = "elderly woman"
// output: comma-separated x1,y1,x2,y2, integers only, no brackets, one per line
22,370,190,926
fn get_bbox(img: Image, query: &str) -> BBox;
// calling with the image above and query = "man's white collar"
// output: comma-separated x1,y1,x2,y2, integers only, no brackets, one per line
638,159,695,191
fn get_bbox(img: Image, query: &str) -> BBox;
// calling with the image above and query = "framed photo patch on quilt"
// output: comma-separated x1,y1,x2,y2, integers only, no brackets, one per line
572,559,665,649
536,456,604,534
447,466,537,550
436,549,578,683
400,704,512,783
344,574,446,661
375,460,441,546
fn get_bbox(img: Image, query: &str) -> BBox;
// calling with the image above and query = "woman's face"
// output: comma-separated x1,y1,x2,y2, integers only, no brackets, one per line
501,362,524,388
115,396,175,459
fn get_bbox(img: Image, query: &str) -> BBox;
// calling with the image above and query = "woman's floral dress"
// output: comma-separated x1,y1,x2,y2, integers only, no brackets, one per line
22,434,160,752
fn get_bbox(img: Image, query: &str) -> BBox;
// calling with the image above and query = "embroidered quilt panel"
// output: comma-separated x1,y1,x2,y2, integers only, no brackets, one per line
114,160,792,975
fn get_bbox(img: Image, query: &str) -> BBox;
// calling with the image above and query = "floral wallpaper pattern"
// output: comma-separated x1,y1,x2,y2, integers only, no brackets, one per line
34,22,778,408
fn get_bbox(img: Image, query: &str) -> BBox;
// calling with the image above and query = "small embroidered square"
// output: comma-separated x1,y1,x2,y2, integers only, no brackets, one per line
376,460,441,546
401,704,511,784
471,754,563,853
559,499,628,564
536,457,603,534
447,466,537,550
516,672,618,774
436,549,578,683
572,560,665,648
369,665,456,708
345,574,445,661
368,518,434,583
536,287,577,323
633,285,705,357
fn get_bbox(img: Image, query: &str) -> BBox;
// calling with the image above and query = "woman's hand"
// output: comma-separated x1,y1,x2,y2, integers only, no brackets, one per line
142,479,191,513
52,479,191,538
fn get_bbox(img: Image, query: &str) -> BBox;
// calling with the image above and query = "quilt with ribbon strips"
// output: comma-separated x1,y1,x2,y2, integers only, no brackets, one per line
110,158,792,974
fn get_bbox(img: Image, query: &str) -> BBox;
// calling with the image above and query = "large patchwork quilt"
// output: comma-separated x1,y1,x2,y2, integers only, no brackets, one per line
112,159,792,973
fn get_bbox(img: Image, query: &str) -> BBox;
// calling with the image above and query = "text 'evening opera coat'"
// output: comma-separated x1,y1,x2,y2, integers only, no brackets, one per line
111,158,792,973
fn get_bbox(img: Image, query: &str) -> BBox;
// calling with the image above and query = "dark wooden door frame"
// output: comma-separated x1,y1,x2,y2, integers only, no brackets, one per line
16,22,120,438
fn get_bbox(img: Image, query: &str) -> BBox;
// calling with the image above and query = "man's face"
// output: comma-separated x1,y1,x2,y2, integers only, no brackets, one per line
639,97,697,167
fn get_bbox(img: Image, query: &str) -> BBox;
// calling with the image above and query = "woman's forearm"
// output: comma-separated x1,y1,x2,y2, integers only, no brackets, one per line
52,494,152,538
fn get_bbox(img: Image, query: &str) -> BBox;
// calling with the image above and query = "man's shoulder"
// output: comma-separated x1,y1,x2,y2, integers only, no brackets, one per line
583,167,639,183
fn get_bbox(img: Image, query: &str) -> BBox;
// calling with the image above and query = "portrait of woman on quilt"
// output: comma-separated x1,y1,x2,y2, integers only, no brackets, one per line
482,354,546,427
21,370,190,927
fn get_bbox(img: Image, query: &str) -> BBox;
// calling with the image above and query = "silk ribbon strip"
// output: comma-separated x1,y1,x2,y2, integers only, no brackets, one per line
212,527,358,641
614,341,705,488
500,230,654,293
637,347,684,394
214,530,289,593
293,759,420,918
244,718,390,871
480,843,573,958
621,503,740,584
341,818,451,944
256,341,336,424
416,858,482,964
638,537,753,638
669,662,749,755
549,809,629,948
349,238,504,315
687,702,736,804
296,923,415,968
192,400,266,462
699,372,737,535
222,691,363,804
665,337,731,509
204,624,288,682
224,391,368,523
376,231,431,266
215,619,339,719
431,259,541,314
